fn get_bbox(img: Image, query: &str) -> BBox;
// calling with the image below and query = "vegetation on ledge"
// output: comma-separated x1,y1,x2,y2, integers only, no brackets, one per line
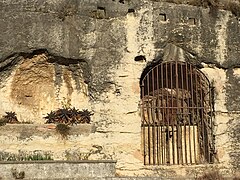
44,108,93,125
0,111,19,126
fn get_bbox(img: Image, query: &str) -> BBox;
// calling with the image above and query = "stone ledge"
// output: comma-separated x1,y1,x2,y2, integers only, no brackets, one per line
0,160,116,179
0,123,96,138
0,160,116,164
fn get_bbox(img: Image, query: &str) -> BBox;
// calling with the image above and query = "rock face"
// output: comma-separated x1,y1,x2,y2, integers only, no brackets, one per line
0,0,240,178
0,52,89,122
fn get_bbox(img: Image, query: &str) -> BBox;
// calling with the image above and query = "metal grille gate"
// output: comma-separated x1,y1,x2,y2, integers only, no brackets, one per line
140,61,214,165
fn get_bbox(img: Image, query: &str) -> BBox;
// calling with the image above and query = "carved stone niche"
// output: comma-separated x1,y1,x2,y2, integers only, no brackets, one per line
0,50,91,123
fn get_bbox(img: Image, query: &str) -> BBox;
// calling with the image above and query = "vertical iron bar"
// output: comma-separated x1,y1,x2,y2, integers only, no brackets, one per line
189,65,202,163
209,80,214,163
196,75,201,164
170,62,175,164
166,63,170,165
200,72,205,161
202,77,210,163
156,122,159,165
152,68,156,165
156,65,160,165
175,63,179,164
181,62,186,165
197,77,203,163
193,69,198,164
147,74,151,164
188,65,193,164
175,61,181,164
186,63,198,164
188,66,194,164
189,64,196,164
141,82,146,165
176,63,179,165
161,63,165,164
196,79,201,164
185,63,190,163
160,125,163,164
199,71,206,163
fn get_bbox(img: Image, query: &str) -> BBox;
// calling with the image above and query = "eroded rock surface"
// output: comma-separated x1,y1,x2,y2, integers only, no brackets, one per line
0,0,239,178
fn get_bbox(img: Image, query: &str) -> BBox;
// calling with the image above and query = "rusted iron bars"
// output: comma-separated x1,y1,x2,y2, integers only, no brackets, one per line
141,61,214,165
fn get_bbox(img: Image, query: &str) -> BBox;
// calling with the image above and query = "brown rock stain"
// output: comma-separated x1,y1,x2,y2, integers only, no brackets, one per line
11,53,55,110
133,149,144,162
131,81,140,94
63,68,74,102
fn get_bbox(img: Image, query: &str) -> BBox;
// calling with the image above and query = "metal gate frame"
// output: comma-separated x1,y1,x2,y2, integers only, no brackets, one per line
140,61,214,165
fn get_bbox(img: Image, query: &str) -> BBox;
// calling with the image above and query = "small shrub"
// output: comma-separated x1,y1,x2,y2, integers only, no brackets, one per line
2,111,19,124
44,111,56,123
196,170,224,180
19,121,33,124
11,168,25,179
0,151,53,161
79,109,94,123
61,97,71,109
65,150,91,161
0,118,7,126
44,108,93,125
56,123,70,139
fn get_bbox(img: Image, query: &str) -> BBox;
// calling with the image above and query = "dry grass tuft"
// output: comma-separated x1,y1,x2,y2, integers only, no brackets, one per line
196,170,224,180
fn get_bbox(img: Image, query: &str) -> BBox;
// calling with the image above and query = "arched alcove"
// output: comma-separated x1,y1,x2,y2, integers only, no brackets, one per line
140,60,214,165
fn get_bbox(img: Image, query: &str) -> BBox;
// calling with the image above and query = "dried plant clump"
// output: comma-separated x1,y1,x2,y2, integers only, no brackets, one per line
196,170,224,180
1,111,19,124
56,123,70,139
79,109,93,123
0,150,53,161
44,108,93,125
44,111,57,124
0,118,7,126
12,168,25,179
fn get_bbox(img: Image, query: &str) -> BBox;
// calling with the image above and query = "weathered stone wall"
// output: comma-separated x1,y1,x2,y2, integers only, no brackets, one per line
0,0,240,178
0,52,90,122
0,160,116,179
